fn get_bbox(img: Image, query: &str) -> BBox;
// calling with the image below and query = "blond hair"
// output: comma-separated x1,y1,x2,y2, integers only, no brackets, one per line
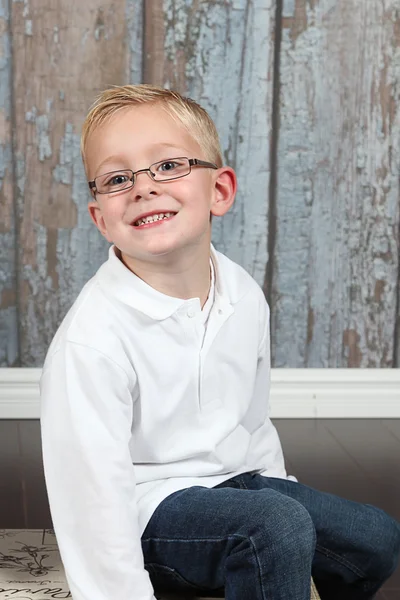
81,84,223,173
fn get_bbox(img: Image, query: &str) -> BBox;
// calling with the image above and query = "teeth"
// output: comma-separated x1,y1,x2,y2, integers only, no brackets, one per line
135,212,175,226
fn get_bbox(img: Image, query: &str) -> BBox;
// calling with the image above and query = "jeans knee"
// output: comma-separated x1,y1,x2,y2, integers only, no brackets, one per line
380,514,400,577
255,496,316,559
282,502,316,554
366,506,400,579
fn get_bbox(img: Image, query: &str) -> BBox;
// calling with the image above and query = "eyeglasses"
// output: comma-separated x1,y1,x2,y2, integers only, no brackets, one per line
88,157,218,195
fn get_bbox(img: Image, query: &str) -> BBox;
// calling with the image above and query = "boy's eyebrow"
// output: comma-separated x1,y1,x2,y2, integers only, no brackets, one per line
95,155,124,175
154,142,187,150
94,143,190,176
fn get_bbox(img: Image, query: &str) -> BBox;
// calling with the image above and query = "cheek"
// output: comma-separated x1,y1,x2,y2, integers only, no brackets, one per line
102,203,125,227
173,178,212,206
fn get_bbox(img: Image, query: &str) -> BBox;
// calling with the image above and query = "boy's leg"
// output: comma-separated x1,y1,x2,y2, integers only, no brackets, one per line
141,481,316,600
239,471,400,600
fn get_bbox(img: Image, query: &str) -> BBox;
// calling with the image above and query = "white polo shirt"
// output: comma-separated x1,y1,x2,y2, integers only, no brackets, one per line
40,244,293,600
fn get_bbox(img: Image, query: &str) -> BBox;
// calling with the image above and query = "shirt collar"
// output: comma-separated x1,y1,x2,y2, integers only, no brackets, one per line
96,243,245,320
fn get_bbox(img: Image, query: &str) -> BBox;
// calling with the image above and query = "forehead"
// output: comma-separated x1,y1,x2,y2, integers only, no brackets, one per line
85,104,202,177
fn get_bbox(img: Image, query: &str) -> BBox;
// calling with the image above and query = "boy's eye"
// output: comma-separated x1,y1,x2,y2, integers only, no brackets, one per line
158,160,181,172
153,159,189,179
107,174,130,186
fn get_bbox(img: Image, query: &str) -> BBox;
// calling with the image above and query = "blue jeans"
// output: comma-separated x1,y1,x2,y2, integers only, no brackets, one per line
141,471,400,599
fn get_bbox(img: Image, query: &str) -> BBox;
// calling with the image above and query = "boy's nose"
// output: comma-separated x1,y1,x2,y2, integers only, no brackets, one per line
131,170,161,200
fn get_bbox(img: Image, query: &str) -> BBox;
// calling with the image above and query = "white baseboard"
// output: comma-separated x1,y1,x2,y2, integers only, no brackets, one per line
0,368,399,419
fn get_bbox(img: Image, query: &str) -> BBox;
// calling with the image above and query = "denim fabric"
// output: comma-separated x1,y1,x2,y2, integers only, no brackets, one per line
141,471,400,599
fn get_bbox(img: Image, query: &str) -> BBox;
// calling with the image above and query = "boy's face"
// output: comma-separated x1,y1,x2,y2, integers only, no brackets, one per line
86,104,236,264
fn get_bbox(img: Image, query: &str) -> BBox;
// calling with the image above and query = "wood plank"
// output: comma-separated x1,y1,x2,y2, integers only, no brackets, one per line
0,421,25,527
273,0,400,367
324,419,400,521
126,0,144,85
273,419,382,506
143,0,277,287
382,419,400,443
377,419,400,590
0,0,18,367
396,263,400,366
18,420,52,528
381,590,400,599
10,0,143,366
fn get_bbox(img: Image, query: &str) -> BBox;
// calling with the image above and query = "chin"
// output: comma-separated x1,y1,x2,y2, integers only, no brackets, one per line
119,240,184,262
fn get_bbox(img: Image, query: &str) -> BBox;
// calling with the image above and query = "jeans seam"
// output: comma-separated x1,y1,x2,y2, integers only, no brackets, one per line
315,543,367,579
249,534,266,599
143,534,246,544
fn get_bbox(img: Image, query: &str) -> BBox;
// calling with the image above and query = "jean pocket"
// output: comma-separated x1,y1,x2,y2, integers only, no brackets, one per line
145,562,206,594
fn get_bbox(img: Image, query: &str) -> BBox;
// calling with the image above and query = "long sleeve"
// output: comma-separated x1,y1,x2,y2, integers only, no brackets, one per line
40,342,157,600
253,296,298,483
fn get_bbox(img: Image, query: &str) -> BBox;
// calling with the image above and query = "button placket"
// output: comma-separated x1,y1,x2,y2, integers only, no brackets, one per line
179,303,204,349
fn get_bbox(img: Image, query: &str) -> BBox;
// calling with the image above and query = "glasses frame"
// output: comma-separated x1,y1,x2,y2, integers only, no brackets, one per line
88,157,218,195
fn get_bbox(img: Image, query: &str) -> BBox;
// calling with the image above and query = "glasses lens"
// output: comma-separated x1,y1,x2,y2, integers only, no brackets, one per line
152,158,190,180
96,170,133,194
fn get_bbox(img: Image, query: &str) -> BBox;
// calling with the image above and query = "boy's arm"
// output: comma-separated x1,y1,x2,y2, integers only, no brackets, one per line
40,342,157,600
253,294,298,482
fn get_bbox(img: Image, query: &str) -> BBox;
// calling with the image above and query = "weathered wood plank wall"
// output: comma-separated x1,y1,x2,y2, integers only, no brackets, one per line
144,0,276,285
11,0,142,367
273,0,400,368
0,0,17,367
0,0,399,368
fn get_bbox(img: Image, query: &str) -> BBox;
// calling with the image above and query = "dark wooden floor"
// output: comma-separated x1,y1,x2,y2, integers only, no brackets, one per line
1,419,399,599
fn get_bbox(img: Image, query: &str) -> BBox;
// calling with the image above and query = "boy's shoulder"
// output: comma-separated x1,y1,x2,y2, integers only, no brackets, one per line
43,254,126,367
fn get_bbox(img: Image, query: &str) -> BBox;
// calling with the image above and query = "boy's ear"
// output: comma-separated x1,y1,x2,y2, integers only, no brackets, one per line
88,201,113,242
210,167,237,217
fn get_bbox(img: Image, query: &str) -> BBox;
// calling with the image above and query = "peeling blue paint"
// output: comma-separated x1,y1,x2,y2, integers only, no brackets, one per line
126,0,143,83
36,114,52,161
25,106,37,122
24,18,32,35
274,0,400,367
0,0,8,19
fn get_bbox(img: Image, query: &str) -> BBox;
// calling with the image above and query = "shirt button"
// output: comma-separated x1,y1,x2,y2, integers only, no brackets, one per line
218,309,223,315
187,308,196,318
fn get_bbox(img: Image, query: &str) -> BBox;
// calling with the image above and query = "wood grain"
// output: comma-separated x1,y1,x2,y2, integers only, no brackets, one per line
10,0,143,366
273,419,383,507
0,0,18,367
0,421,25,527
18,420,51,528
143,0,277,286
396,270,400,367
272,0,400,367
1,0,399,368
324,419,400,520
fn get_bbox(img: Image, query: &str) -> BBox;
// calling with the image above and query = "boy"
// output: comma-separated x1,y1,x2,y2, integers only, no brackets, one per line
40,84,400,600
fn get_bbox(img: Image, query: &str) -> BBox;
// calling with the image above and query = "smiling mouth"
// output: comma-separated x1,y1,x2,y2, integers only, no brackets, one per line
133,212,177,227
